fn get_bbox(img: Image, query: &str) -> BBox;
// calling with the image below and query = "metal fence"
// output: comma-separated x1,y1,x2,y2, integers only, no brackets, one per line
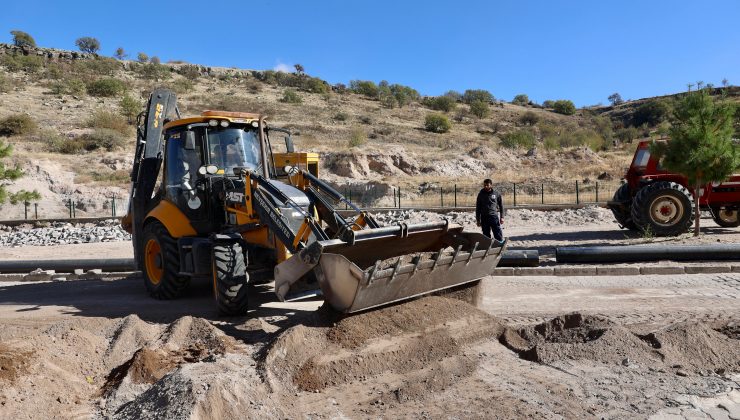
0,181,622,222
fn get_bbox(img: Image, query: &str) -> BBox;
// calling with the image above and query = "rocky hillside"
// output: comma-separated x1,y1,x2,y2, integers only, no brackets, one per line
1,43,733,217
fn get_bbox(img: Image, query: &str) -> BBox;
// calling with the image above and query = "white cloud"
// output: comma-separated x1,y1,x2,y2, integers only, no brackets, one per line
273,62,292,73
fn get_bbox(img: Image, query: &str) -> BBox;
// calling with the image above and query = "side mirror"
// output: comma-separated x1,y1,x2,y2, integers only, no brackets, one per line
184,131,196,150
285,135,295,153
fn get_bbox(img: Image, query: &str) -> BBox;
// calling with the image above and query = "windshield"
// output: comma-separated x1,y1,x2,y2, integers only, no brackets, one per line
633,148,651,168
207,127,261,173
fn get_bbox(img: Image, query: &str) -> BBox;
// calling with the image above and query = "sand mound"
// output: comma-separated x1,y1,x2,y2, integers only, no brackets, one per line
0,344,33,384
505,313,740,373
266,296,503,392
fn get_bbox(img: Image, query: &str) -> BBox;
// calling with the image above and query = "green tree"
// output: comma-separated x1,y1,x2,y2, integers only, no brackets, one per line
137,52,149,63
469,100,490,118
75,37,101,54
422,96,457,112
651,88,739,236
424,114,451,133
119,95,141,123
512,94,529,106
10,30,36,48
552,99,576,115
462,89,494,104
294,63,305,75
608,92,623,105
114,47,127,60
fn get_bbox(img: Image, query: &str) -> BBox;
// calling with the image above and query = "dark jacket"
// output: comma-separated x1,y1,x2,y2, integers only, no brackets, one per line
476,188,504,223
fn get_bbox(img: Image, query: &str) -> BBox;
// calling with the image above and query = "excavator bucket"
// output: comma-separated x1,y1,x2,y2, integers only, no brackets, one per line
275,220,507,313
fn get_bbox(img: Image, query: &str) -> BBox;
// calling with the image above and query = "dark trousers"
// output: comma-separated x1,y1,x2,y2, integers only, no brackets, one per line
481,214,504,241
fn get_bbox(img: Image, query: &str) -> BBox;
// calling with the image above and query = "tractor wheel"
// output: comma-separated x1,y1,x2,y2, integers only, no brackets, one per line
711,207,740,228
610,184,638,230
141,221,190,299
212,242,249,316
631,181,695,236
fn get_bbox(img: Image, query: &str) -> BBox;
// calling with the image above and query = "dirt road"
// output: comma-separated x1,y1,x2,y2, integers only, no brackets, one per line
0,270,738,419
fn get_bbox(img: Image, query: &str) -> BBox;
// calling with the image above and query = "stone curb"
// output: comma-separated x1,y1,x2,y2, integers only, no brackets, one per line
493,265,740,276
0,271,138,282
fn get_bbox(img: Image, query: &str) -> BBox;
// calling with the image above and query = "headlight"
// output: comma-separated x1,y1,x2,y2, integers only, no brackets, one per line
219,120,229,127
208,119,218,127
251,121,259,128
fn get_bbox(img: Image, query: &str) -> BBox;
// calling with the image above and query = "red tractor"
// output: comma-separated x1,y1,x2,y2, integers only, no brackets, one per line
607,139,740,236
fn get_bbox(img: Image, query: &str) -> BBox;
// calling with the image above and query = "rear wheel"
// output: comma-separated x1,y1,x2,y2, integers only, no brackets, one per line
711,207,740,228
142,221,190,299
212,242,249,316
631,181,694,236
610,184,638,230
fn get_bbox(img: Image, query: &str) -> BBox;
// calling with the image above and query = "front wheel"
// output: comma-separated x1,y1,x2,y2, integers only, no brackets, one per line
212,242,249,316
141,221,190,299
631,181,695,236
610,184,638,230
711,207,740,228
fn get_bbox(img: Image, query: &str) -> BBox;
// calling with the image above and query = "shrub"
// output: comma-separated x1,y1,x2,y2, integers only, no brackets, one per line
119,95,141,123
443,90,462,101
519,111,540,126
462,89,494,104
10,30,36,48
333,112,348,122
512,94,530,106
137,52,149,63
379,85,397,108
86,78,126,97
302,77,330,94
424,114,451,133
422,96,457,112
75,37,100,54
137,62,170,81
149,56,161,65
389,84,419,107
608,92,623,106
358,115,372,125
280,89,302,104
469,100,490,119
1,54,44,73
348,126,367,147
500,129,536,149
542,100,555,108
76,57,120,76
87,109,130,135
178,64,201,79
0,73,10,93
0,114,36,136
49,78,86,95
114,47,127,60
552,99,576,115
78,128,127,152
616,126,639,143
349,80,379,98
162,78,194,94
632,99,672,127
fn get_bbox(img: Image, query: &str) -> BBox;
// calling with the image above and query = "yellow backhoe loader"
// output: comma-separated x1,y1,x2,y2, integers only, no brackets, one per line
122,88,507,315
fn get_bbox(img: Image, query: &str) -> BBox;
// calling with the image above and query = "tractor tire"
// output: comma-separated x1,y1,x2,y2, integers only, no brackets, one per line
212,242,249,316
631,181,695,236
711,207,740,228
610,184,638,230
141,221,190,299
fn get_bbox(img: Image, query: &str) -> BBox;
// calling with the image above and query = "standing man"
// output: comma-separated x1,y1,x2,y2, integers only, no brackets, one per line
475,178,505,241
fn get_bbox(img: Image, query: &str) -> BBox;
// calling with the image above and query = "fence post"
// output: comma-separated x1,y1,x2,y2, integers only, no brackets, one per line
440,186,443,207
454,184,457,208
34,203,38,219
112,196,116,217
513,183,517,207
68,199,72,218
595,182,599,203
24,202,28,220
541,184,544,205
398,187,401,208
72,201,76,218
576,181,580,205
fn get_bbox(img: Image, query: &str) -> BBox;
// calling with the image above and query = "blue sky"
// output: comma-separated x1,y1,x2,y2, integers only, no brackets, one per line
2,0,739,106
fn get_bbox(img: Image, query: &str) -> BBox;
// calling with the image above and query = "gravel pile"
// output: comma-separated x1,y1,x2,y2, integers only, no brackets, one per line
0,219,130,246
372,206,614,228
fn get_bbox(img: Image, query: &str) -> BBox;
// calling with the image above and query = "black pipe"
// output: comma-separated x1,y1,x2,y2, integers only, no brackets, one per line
556,244,740,264
0,258,136,274
499,250,539,267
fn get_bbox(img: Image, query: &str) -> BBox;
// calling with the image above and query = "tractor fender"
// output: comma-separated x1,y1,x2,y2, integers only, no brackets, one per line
144,200,197,238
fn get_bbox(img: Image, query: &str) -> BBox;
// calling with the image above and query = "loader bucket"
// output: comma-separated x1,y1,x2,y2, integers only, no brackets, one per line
274,221,507,313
